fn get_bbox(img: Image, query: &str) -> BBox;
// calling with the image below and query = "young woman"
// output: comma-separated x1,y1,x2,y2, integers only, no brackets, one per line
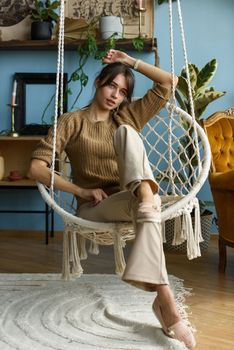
28,49,196,349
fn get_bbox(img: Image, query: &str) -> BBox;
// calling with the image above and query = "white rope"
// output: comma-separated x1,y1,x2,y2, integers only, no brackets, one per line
168,0,177,103
60,0,65,115
167,0,176,195
50,0,65,194
176,0,201,171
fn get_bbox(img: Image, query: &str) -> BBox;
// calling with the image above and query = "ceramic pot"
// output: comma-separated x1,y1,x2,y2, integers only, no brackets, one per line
0,156,4,180
31,21,52,40
100,16,123,40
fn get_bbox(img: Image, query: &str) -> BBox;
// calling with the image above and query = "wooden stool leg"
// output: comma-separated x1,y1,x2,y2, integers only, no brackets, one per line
219,236,227,273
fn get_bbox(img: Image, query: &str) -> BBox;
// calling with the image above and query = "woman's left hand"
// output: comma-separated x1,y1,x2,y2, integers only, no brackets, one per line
102,49,129,65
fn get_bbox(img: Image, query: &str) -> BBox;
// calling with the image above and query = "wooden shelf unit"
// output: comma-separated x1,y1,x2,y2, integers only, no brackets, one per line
0,38,157,51
0,136,41,186
0,135,54,244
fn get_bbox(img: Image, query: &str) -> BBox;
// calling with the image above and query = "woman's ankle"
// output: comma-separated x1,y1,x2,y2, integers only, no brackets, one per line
155,286,181,323
136,181,154,202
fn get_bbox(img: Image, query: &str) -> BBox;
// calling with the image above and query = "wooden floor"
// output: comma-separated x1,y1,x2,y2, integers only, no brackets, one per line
0,230,233,350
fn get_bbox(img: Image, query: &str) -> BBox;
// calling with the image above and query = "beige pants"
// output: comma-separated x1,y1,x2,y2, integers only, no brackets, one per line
78,125,169,291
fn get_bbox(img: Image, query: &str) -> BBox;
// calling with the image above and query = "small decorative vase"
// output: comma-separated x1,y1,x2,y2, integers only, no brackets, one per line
100,16,123,40
31,21,52,40
0,156,4,180
8,170,22,182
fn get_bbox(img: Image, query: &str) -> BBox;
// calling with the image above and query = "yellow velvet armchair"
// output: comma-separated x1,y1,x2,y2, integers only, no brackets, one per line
202,108,234,272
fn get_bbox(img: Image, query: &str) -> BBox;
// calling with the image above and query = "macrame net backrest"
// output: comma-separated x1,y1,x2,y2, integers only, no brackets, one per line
37,0,211,279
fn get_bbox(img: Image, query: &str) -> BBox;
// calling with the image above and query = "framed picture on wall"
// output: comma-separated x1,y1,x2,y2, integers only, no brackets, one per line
64,0,154,40
13,73,68,135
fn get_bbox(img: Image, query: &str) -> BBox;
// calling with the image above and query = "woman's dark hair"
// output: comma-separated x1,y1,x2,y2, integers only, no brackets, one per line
95,62,135,105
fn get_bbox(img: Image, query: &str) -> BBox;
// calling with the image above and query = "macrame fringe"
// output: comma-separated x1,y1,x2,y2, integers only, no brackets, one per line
164,199,203,260
113,231,126,275
183,211,197,260
193,199,203,256
77,235,88,260
89,240,100,255
172,216,184,245
161,222,166,243
62,224,83,280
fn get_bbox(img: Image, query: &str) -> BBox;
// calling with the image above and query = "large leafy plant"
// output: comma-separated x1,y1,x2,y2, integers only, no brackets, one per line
176,59,226,121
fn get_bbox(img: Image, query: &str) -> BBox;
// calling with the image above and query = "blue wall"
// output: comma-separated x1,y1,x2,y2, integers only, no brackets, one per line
0,0,233,230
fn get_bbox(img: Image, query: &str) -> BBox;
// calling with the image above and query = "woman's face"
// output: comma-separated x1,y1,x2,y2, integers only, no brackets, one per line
95,73,128,111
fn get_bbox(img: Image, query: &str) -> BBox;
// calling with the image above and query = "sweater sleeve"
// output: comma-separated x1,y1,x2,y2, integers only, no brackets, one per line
31,112,76,165
116,83,171,131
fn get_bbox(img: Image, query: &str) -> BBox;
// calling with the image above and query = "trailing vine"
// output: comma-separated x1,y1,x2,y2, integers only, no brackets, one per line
41,32,145,123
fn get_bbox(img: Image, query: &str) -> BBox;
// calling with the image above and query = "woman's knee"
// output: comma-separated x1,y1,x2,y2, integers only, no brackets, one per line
113,124,140,149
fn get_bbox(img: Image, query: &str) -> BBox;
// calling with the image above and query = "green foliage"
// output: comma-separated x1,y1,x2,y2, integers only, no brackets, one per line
176,59,226,120
30,0,60,23
132,36,145,52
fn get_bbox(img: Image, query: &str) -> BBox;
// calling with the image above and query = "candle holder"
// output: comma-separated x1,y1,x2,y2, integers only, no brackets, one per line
7,103,19,137
134,2,146,37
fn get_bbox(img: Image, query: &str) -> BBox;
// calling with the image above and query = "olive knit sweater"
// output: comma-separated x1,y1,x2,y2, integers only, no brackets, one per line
32,83,170,203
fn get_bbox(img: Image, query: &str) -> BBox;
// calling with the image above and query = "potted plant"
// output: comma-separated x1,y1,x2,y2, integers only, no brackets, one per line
30,0,60,40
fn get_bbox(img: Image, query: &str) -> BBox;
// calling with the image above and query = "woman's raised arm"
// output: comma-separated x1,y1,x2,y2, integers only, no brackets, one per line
102,49,178,89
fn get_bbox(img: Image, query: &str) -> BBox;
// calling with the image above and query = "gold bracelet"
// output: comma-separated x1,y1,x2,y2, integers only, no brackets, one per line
133,59,141,70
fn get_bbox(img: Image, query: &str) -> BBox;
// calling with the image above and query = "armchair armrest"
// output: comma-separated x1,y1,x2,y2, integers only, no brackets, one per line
209,170,234,191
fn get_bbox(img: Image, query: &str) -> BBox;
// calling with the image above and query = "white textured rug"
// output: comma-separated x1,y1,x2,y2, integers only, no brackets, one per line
0,274,192,350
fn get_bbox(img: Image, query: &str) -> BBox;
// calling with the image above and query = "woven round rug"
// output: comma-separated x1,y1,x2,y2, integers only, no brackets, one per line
0,274,192,350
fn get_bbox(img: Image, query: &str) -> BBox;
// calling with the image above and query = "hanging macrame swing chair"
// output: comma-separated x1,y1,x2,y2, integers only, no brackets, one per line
37,0,211,280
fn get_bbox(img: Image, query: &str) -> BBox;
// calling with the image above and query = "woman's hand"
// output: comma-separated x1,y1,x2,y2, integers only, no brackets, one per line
78,187,108,206
102,50,177,89
102,49,132,66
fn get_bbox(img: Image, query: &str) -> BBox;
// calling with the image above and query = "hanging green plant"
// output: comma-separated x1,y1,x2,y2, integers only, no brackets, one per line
132,36,145,52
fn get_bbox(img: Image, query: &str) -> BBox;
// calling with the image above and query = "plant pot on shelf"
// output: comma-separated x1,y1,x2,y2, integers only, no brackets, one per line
31,21,52,40
163,210,212,253
99,16,123,40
